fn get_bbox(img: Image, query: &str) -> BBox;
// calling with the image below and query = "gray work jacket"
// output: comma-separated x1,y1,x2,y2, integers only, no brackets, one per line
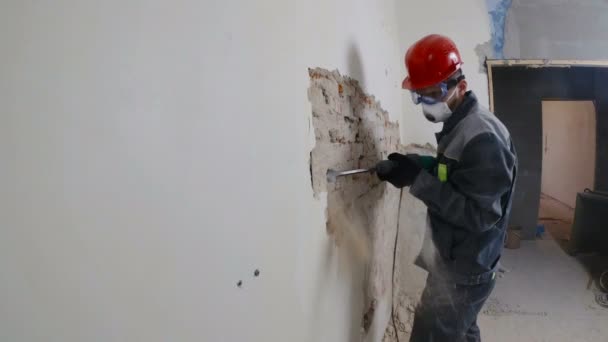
410,91,517,285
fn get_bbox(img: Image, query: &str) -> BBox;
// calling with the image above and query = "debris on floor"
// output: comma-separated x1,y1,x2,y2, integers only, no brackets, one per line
479,239,608,342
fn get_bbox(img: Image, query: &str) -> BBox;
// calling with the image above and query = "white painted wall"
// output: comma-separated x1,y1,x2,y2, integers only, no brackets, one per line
0,1,489,341
0,1,402,341
396,0,492,146
505,0,608,59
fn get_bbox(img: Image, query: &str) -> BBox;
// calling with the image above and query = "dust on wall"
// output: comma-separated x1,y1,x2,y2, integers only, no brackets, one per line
308,68,433,342
382,144,435,342
308,68,401,342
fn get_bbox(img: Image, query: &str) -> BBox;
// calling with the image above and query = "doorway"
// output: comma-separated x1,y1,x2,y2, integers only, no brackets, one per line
539,100,596,243
486,60,608,239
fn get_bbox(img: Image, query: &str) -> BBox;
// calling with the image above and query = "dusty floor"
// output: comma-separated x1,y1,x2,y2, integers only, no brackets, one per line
479,238,608,341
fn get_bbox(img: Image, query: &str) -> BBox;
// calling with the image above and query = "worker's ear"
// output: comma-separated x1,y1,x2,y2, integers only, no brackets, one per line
457,80,468,96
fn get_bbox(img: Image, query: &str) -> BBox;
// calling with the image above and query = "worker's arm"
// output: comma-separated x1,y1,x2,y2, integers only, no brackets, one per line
409,132,515,233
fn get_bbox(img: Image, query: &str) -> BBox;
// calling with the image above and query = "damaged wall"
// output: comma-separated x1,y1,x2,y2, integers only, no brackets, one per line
0,1,491,341
0,1,407,342
309,68,402,342
308,68,435,342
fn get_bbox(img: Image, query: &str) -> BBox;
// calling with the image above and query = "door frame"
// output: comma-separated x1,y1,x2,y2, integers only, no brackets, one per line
485,59,608,238
486,59,608,112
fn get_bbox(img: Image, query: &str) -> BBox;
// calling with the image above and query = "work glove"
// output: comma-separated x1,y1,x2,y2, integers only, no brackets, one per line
375,153,423,188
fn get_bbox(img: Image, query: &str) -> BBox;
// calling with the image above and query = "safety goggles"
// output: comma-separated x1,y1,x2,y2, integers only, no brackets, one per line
410,75,465,105
410,82,450,105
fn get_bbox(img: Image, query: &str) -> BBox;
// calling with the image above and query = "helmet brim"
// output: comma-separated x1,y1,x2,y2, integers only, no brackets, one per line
401,63,463,91
402,77,413,90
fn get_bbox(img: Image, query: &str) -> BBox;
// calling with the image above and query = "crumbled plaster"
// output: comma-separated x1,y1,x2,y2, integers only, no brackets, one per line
381,144,435,342
308,68,401,342
308,68,434,342
381,292,417,342
308,68,401,198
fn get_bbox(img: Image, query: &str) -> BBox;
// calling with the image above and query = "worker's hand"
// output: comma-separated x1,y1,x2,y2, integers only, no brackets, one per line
375,153,422,188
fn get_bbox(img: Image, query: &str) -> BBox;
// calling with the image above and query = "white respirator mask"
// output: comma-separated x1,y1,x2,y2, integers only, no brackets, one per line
421,88,457,123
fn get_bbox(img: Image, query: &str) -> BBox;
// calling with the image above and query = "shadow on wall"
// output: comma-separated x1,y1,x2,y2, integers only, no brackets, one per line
348,42,366,90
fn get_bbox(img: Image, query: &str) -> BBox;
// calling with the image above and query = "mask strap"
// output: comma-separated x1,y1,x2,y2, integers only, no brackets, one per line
445,74,466,89
443,86,457,102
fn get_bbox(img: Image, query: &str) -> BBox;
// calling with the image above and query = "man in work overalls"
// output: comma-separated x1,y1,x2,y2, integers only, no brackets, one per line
376,34,518,342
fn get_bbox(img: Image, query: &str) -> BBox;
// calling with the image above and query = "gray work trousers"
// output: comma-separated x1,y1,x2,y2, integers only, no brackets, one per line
409,275,495,342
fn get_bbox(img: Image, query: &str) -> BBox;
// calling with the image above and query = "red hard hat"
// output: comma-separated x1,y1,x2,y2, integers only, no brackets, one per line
402,34,463,90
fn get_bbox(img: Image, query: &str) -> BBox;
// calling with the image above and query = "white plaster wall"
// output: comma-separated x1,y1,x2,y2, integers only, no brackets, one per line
0,1,491,341
505,0,608,59
395,0,492,146
503,7,521,59
0,1,404,341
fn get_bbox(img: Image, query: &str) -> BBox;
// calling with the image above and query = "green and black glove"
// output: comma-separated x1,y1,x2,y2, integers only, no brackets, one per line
376,153,436,188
